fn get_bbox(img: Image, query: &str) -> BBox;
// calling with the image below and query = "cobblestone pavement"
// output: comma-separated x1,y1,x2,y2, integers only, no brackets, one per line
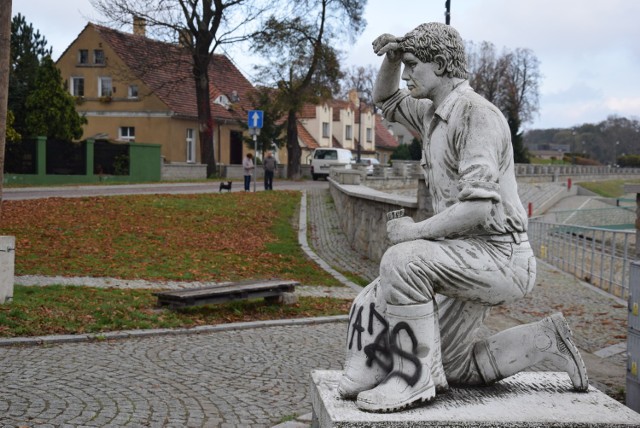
0,322,346,427
0,182,631,427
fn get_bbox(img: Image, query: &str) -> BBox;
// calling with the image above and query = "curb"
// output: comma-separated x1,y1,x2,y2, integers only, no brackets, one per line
0,315,349,348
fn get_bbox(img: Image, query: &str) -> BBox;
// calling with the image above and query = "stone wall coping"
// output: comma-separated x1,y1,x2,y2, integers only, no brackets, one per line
329,178,417,208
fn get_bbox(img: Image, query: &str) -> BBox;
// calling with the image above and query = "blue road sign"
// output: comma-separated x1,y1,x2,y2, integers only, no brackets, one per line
248,110,264,129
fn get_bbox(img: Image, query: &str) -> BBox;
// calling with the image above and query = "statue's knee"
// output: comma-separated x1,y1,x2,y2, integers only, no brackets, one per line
380,243,407,278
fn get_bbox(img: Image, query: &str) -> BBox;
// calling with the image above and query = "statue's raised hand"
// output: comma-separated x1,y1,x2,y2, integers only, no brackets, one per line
372,33,403,62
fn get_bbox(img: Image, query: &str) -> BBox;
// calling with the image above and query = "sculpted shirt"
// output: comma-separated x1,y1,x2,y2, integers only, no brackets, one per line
380,81,527,237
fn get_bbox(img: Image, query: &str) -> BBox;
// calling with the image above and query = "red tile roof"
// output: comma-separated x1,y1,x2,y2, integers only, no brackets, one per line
375,115,399,149
90,23,255,121
299,104,317,119
297,121,318,149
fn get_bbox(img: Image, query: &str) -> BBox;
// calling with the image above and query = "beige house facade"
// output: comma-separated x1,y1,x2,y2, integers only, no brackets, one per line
297,91,377,164
56,22,259,175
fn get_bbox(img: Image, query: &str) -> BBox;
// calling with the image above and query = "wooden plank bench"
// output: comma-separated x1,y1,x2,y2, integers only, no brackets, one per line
154,279,299,309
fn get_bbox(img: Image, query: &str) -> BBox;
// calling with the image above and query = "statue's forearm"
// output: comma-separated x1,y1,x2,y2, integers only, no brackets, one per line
373,56,402,105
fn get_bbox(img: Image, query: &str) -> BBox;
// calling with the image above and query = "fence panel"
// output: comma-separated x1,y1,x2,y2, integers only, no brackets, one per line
529,220,635,298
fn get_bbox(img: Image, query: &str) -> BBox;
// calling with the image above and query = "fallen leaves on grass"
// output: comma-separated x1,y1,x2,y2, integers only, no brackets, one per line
0,192,339,286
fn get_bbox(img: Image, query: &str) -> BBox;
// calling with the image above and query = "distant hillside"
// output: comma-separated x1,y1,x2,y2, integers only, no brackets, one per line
524,115,639,165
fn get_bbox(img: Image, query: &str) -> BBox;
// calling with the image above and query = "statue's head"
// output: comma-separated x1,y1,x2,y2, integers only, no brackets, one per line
399,22,467,79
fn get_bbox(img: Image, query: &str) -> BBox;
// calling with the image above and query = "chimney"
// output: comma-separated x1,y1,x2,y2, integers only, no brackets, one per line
178,28,192,48
133,16,146,37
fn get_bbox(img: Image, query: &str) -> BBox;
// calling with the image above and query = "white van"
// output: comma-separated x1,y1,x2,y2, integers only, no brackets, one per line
310,148,354,181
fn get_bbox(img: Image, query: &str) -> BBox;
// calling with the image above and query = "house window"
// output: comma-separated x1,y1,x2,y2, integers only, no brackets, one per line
346,125,353,140
398,135,404,144
366,127,372,142
186,128,196,163
119,127,135,141
94,49,105,65
99,77,112,97
78,49,89,64
128,85,139,98
322,122,329,138
70,77,84,97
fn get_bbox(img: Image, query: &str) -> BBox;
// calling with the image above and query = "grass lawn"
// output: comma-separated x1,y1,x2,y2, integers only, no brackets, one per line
577,178,640,198
0,191,352,337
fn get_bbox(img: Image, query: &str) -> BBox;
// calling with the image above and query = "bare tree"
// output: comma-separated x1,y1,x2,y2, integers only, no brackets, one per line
251,0,366,179
0,0,13,211
466,41,507,105
339,65,377,104
91,0,265,177
467,42,541,163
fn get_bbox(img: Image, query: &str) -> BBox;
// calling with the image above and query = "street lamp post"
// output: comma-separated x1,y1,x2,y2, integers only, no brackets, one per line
614,141,620,167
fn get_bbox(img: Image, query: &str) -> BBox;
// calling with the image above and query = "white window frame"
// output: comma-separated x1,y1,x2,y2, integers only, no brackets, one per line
322,122,330,138
366,127,372,142
119,127,135,142
186,128,196,163
345,125,353,140
70,77,84,97
99,77,112,97
128,85,139,99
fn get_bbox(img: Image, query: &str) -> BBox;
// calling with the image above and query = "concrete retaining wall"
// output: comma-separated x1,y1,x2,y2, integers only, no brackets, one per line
328,172,429,263
161,163,207,181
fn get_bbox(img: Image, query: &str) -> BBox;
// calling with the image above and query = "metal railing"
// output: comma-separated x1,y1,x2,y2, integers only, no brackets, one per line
529,219,636,299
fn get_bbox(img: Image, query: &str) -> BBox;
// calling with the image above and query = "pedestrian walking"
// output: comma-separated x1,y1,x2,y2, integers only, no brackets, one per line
263,151,278,190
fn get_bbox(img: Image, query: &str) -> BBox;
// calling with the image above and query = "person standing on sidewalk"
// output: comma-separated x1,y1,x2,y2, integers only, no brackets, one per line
263,151,277,190
243,153,254,191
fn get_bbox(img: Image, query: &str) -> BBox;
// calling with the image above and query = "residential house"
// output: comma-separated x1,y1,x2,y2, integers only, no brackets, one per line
56,21,258,176
297,91,376,164
374,115,399,165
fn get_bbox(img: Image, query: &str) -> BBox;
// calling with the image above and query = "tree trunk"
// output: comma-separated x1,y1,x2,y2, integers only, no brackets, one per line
286,109,301,179
194,63,216,177
0,0,13,213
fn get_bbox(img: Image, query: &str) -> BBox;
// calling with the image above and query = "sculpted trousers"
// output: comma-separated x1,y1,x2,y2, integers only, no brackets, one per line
378,237,536,384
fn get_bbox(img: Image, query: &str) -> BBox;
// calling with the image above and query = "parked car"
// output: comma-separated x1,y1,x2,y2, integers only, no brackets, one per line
310,148,353,180
356,157,380,175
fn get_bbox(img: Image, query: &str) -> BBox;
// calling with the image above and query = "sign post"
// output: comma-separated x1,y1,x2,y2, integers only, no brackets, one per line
247,110,264,192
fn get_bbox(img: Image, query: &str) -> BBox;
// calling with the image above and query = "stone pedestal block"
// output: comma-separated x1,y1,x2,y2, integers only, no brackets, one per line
311,370,640,427
0,236,15,304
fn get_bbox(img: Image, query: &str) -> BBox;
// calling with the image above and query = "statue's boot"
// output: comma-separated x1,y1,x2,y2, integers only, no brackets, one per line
338,279,391,399
356,302,442,412
473,312,589,391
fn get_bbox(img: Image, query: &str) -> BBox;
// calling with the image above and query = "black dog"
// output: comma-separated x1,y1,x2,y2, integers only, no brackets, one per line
219,181,232,192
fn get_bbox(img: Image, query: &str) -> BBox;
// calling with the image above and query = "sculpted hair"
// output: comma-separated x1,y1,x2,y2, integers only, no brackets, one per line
400,22,468,79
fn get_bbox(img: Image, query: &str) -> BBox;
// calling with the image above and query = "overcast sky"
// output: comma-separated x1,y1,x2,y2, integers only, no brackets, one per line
11,0,640,131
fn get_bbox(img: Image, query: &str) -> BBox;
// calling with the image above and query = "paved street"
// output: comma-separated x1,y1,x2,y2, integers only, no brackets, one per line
0,180,633,427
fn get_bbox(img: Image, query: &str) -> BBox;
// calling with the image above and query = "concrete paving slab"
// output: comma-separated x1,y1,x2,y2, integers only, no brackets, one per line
311,370,640,427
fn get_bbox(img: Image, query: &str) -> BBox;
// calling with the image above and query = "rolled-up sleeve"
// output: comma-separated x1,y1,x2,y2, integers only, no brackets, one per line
379,90,432,137
455,103,510,203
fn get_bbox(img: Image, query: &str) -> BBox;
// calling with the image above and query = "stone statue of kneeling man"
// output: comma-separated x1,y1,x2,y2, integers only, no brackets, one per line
338,22,589,413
